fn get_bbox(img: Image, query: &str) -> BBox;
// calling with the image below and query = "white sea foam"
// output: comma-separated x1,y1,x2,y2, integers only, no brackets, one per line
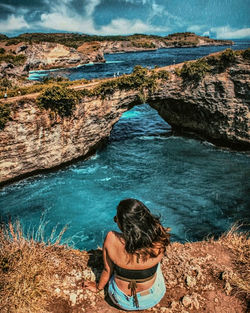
139,135,170,141
98,177,111,182
105,60,124,64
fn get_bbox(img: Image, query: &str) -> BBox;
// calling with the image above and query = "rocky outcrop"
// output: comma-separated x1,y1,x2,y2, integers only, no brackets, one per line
25,42,105,70
0,33,232,79
99,36,233,54
0,89,140,185
149,57,250,150
0,42,105,80
0,61,29,80
0,51,249,185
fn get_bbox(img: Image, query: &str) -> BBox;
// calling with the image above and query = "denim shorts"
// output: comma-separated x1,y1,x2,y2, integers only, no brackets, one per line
108,264,166,310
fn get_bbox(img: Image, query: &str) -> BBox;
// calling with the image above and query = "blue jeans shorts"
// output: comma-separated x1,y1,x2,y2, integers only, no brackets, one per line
108,264,166,310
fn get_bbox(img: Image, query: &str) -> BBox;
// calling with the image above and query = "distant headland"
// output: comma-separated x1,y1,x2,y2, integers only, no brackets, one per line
0,32,233,82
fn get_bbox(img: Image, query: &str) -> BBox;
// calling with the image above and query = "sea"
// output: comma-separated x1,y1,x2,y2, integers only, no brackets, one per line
0,40,249,250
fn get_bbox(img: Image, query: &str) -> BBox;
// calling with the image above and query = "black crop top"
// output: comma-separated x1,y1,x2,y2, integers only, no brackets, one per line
114,263,158,280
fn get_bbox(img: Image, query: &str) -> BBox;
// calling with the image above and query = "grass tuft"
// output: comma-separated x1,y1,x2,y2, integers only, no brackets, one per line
217,224,250,297
0,219,86,313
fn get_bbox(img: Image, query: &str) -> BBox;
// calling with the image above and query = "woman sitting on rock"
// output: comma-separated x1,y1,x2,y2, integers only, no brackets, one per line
84,198,170,310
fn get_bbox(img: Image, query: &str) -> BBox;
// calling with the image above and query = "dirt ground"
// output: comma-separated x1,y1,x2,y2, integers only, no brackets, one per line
46,236,249,313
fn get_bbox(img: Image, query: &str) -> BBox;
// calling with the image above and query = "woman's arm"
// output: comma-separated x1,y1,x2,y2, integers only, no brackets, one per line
84,232,114,292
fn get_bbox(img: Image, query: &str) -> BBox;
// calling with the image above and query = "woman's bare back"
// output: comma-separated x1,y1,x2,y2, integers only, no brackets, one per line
105,231,163,294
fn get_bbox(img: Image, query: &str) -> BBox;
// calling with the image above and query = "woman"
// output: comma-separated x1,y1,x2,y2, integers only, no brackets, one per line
84,198,170,310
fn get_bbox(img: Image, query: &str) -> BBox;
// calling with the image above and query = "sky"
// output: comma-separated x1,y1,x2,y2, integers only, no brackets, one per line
0,0,249,39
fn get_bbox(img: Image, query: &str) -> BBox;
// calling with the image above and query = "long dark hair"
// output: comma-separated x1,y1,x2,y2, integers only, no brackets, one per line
116,198,170,260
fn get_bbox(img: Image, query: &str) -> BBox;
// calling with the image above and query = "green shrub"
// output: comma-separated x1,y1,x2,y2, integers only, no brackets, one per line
205,48,239,73
0,48,5,54
219,48,236,67
92,65,148,98
77,88,93,97
93,80,118,98
0,79,82,99
0,78,12,89
0,54,26,65
37,86,78,117
131,41,156,49
91,65,165,98
180,59,211,81
0,103,11,130
156,70,170,80
0,34,8,41
41,75,69,84
242,48,250,60
174,67,182,76
5,39,22,46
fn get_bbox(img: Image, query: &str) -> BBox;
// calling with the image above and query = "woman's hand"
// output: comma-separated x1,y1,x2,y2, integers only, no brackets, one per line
83,281,100,293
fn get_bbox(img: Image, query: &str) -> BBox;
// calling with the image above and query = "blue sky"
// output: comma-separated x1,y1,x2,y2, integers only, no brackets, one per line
0,0,249,38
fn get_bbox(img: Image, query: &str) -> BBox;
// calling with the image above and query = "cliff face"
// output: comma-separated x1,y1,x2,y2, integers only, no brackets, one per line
149,58,250,149
94,36,233,54
0,42,105,80
0,52,249,185
25,42,105,70
0,33,232,80
0,90,140,185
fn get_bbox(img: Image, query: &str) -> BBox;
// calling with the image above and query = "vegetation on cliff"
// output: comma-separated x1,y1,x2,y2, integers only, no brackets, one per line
37,85,79,117
88,65,169,100
33,65,170,118
1,32,233,50
242,48,250,60
0,53,26,66
0,48,248,127
0,76,88,99
0,103,11,130
179,59,212,81
177,48,248,82
0,34,8,41
0,221,249,313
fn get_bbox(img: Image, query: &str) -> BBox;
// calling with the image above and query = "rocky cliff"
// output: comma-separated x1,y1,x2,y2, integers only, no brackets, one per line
0,41,105,81
98,34,233,54
25,42,105,70
0,32,232,81
149,52,250,149
0,88,140,185
0,50,249,185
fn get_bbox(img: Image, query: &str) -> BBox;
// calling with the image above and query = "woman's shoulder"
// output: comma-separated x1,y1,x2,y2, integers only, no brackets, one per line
104,231,125,262
104,231,125,250
104,231,123,245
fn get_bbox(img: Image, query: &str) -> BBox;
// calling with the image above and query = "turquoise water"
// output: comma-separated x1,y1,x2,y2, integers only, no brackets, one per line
0,104,249,250
1,42,250,250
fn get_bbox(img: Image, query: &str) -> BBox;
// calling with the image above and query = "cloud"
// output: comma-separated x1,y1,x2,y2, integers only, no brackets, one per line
97,18,168,35
85,0,101,17
40,13,91,33
202,31,210,37
0,0,249,38
187,25,204,33
211,26,250,39
0,14,29,33
39,9,167,35
37,0,169,35
187,24,250,39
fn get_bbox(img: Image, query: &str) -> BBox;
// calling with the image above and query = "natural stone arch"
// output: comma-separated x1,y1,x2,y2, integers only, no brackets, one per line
0,57,249,186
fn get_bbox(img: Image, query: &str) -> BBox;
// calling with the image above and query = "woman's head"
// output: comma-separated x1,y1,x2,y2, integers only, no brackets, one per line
115,199,170,259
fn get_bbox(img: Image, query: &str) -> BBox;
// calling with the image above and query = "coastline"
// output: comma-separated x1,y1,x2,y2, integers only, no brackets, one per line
0,49,249,186
28,42,235,74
